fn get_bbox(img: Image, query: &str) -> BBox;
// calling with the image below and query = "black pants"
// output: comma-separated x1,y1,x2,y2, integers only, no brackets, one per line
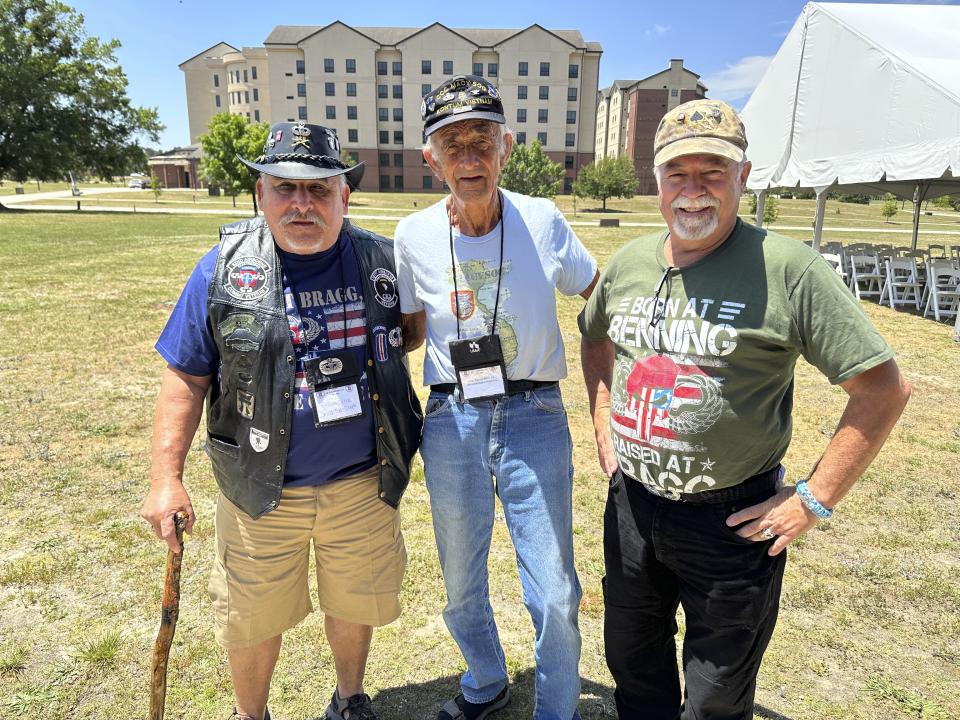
603,472,786,720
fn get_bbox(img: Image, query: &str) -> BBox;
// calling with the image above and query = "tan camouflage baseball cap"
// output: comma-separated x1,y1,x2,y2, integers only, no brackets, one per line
653,99,747,166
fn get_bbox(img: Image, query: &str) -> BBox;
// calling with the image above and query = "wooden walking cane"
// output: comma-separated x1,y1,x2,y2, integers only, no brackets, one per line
149,511,187,720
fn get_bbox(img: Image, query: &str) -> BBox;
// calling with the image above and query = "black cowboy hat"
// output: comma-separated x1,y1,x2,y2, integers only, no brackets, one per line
237,121,364,190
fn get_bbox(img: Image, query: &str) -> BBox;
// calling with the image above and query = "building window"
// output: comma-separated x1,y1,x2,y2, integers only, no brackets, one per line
422,60,431,74
566,110,576,124
568,64,579,79
324,82,334,96
518,61,528,76
326,105,336,120
296,59,305,74
671,88,678,97
565,155,574,169
564,176,572,193
347,105,357,120
346,58,356,73
565,133,575,147
380,152,389,166
516,131,526,144
488,63,498,77
517,109,527,123
215,94,221,107
539,86,549,100
423,175,433,190
394,175,404,190
443,60,453,75
243,69,248,82
348,151,359,163
393,107,403,122
517,85,527,100
394,152,403,167
246,112,250,119
297,83,306,97
324,58,334,73
537,131,547,145
299,106,308,120
348,129,358,143
473,62,483,76
568,87,577,102
540,62,550,77
254,109,260,121
251,66,257,80
245,91,250,103
378,84,388,99
422,83,431,97
213,74,220,87
392,61,402,76
378,107,388,121
392,85,402,99
538,109,548,123
347,82,357,97
394,130,404,144
253,88,259,101
380,174,390,190
377,61,387,76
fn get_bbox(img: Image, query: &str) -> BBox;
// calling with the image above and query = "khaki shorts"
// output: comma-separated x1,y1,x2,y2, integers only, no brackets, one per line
208,467,406,649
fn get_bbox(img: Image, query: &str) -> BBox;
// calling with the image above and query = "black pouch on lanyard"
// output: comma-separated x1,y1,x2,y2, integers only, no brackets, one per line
449,334,507,401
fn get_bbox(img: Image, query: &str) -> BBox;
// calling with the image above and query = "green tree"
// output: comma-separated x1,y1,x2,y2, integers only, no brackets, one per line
199,114,269,214
339,148,357,167
572,155,638,210
149,173,162,203
880,193,898,223
0,0,163,206
747,193,781,225
499,140,564,198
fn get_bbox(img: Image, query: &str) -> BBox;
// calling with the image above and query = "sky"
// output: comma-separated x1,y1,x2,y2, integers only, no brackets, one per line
65,0,958,149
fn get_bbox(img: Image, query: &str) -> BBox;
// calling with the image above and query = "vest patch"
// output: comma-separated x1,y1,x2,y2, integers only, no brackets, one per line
249,427,270,452
371,267,398,308
225,257,271,301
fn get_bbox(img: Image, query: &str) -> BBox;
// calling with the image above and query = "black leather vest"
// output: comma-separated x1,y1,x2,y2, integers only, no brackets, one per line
205,216,422,519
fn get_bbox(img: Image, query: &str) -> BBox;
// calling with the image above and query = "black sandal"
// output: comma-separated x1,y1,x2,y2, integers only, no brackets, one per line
437,686,510,720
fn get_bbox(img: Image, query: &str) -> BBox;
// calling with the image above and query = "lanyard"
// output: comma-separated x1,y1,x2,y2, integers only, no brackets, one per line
448,191,505,340
281,236,348,348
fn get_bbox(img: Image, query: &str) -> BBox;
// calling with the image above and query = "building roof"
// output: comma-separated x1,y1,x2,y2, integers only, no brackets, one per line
178,42,239,68
264,23,598,50
598,80,640,98
148,146,201,161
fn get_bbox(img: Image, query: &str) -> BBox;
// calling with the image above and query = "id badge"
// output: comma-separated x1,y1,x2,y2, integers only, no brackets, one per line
449,334,507,401
304,351,365,427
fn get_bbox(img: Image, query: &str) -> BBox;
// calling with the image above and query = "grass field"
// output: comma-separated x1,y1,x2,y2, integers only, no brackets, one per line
0,201,958,720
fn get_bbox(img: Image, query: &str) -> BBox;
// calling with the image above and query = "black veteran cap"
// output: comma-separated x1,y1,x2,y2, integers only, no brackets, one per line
420,75,505,137
238,121,364,190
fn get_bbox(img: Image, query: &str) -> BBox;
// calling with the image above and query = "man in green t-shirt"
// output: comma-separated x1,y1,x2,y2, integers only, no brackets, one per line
579,99,911,720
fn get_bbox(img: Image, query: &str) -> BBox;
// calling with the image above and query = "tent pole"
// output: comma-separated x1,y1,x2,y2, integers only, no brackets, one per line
755,190,767,226
911,183,921,251
813,189,827,251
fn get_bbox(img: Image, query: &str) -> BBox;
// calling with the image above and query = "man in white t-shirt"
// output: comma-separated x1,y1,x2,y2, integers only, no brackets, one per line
394,75,599,720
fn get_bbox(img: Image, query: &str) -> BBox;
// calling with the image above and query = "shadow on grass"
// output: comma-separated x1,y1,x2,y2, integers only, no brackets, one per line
364,669,616,720
363,669,793,720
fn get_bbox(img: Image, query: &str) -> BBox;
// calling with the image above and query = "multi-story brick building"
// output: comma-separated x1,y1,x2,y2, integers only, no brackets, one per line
595,59,706,194
180,23,602,193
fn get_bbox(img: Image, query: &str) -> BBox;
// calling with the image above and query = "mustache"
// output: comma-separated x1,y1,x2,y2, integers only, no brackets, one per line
280,211,325,227
672,197,720,211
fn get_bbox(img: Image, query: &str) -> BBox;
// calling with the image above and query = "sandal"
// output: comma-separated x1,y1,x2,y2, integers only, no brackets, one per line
437,686,510,720
229,708,270,720
326,688,379,720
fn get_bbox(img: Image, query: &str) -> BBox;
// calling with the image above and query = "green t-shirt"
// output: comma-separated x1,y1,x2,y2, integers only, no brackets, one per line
579,219,893,495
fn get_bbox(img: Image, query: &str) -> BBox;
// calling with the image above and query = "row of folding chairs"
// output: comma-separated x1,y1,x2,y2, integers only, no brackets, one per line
843,253,960,321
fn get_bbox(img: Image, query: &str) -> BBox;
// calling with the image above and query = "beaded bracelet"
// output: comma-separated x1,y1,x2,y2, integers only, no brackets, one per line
795,479,833,519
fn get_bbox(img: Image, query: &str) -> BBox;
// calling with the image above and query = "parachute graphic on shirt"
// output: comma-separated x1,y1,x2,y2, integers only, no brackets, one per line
611,354,722,451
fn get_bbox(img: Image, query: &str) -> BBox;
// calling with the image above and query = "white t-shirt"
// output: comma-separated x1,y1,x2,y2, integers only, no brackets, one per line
394,188,597,386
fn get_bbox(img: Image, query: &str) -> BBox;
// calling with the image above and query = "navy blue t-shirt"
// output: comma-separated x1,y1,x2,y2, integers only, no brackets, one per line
156,232,378,486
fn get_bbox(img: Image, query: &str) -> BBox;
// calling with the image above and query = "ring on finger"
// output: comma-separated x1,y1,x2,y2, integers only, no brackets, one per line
760,527,776,540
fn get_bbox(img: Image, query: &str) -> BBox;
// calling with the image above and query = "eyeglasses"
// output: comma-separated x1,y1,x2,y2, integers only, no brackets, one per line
649,265,675,328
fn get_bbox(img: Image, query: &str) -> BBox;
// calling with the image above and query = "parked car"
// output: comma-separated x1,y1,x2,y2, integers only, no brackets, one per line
127,175,148,189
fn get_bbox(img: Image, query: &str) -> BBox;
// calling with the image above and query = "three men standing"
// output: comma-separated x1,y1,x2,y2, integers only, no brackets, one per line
395,75,598,720
141,123,422,720
580,99,910,719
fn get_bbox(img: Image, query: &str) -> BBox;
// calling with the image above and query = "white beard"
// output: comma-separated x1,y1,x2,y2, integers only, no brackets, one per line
671,199,720,242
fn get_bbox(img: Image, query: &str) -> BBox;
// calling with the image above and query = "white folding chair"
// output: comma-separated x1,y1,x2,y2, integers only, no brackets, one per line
820,252,847,282
927,243,947,259
923,260,960,322
848,254,884,300
880,258,921,310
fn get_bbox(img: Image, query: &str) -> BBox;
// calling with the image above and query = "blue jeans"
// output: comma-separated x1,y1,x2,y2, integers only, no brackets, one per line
421,384,582,720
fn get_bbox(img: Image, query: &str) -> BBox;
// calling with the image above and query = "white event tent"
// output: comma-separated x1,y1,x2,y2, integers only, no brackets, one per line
740,2,960,249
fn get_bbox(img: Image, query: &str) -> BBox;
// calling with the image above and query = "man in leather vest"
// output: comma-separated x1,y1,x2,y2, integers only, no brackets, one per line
140,121,422,720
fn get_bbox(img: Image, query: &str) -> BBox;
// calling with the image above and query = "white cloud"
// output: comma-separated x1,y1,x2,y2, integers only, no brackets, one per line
644,24,671,38
701,55,774,105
